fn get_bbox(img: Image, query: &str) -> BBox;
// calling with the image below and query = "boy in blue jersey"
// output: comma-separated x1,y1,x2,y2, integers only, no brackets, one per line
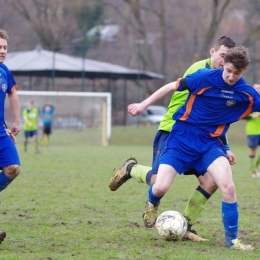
41,104,55,146
110,36,236,241
128,46,256,250
0,29,21,243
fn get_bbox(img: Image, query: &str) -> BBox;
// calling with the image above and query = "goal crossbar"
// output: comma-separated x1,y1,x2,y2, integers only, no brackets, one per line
16,91,112,146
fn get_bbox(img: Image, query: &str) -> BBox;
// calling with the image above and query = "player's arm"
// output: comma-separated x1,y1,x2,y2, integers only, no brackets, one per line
128,79,181,116
219,135,236,165
7,91,20,135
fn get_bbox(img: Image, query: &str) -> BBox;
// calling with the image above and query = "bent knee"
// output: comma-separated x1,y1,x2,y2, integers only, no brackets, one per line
4,165,21,179
222,183,236,198
149,174,157,185
153,185,168,196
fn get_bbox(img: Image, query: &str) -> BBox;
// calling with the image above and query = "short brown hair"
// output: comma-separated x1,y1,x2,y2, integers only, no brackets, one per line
213,36,236,51
224,46,250,71
0,29,8,41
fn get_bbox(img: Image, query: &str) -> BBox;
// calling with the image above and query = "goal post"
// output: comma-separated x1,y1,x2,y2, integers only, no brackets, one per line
5,91,112,146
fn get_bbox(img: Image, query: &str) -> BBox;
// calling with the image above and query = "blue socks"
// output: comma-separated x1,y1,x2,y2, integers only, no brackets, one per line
148,185,163,205
222,201,238,246
146,170,154,185
0,172,11,191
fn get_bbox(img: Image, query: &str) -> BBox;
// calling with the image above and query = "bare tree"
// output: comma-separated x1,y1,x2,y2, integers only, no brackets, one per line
197,0,231,60
105,0,168,83
8,0,78,50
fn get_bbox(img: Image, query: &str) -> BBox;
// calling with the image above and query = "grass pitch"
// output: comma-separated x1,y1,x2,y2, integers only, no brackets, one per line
0,120,259,259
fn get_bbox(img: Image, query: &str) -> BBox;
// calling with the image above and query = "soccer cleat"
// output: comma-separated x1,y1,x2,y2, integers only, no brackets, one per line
229,239,254,251
109,158,137,191
183,230,208,242
143,200,159,228
0,231,6,243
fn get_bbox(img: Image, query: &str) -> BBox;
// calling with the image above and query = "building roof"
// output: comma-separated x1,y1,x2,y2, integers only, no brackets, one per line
5,45,164,80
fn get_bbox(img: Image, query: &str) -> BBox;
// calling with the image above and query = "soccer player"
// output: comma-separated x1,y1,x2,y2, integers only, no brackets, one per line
23,101,40,153
109,36,236,241
245,84,260,178
128,46,256,250
40,104,55,146
0,29,21,242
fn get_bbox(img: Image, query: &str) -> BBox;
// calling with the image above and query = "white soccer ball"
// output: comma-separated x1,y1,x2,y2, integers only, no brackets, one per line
155,210,188,241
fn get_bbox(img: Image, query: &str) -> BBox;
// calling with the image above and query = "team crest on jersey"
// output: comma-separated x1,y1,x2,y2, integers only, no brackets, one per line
1,83,7,92
226,100,236,106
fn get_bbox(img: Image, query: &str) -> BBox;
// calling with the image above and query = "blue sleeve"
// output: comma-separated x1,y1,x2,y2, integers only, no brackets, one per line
0,64,16,93
178,69,206,93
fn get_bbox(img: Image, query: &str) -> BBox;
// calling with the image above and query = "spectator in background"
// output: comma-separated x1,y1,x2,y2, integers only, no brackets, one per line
23,101,40,153
245,84,260,178
41,104,55,146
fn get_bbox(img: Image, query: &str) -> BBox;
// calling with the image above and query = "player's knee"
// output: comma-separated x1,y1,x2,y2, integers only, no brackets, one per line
221,183,236,200
153,184,168,196
149,174,157,185
226,183,235,195
4,165,21,179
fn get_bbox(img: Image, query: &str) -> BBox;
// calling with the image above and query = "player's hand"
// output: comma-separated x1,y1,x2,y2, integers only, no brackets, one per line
226,150,236,165
128,103,146,116
11,122,20,136
251,112,260,119
6,129,16,144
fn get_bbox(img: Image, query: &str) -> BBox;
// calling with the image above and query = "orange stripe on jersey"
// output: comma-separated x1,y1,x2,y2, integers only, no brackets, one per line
179,93,196,121
239,92,253,119
179,87,212,121
209,124,226,137
197,86,212,95
11,84,18,93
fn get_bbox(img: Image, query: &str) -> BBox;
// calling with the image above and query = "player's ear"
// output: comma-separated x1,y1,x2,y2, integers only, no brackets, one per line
210,47,215,56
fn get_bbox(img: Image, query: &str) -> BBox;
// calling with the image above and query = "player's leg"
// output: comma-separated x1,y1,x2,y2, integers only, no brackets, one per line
183,170,217,227
207,156,254,250
253,136,260,176
33,130,40,153
46,125,51,145
247,136,260,177
0,135,21,243
0,135,21,191
144,163,178,228
40,127,46,146
23,131,29,152
109,130,169,191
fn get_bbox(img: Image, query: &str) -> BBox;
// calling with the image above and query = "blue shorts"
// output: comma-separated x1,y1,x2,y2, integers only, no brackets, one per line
24,130,38,138
0,135,20,167
151,130,169,174
247,135,260,148
159,122,226,176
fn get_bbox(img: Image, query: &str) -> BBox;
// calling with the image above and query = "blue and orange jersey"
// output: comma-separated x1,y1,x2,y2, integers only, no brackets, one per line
0,63,18,136
173,68,260,137
158,58,211,132
0,63,18,92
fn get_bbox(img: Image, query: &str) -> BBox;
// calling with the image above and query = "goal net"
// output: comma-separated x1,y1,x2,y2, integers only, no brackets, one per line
5,91,112,146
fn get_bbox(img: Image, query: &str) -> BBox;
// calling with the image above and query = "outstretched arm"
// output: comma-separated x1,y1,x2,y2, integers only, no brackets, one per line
128,80,179,116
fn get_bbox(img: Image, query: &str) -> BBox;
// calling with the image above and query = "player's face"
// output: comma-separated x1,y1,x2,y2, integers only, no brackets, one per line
0,38,7,63
222,62,245,86
210,45,229,69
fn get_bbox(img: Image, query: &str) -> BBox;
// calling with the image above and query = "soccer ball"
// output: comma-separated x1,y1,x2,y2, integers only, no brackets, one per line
155,210,188,241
